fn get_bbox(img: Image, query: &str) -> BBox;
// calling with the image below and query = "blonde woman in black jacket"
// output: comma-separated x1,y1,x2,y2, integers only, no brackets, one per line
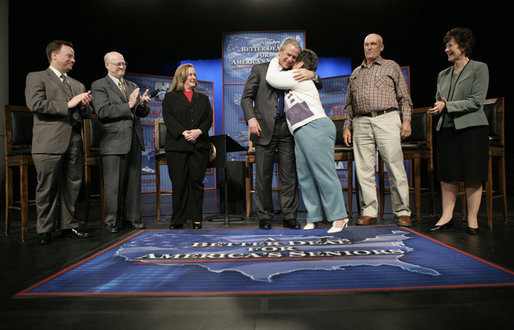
162,64,213,229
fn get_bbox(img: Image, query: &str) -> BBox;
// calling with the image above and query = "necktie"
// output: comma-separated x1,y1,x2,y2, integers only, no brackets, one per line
118,80,128,100
277,90,285,118
61,75,73,97
61,75,81,124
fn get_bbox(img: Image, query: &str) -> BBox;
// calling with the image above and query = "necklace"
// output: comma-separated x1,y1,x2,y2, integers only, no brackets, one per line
447,59,470,100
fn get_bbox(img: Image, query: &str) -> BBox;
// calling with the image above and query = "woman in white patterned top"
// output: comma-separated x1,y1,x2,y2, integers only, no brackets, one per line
266,49,349,233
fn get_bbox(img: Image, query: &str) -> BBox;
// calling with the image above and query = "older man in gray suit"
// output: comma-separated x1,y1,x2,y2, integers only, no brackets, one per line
241,37,321,229
25,40,93,245
91,52,150,232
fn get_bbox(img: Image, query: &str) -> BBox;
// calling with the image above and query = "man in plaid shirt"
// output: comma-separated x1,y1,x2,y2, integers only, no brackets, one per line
343,33,413,227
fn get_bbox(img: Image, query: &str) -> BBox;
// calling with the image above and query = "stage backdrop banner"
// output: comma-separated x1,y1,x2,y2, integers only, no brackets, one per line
223,31,306,84
124,73,216,193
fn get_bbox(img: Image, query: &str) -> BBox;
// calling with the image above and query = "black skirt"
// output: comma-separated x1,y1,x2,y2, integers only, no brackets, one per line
436,125,489,182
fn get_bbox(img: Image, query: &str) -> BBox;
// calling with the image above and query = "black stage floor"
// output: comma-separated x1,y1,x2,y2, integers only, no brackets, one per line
1,190,513,329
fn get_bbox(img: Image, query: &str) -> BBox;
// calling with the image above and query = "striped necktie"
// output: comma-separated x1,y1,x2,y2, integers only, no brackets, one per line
61,75,73,96
61,75,81,124
118,80,128,100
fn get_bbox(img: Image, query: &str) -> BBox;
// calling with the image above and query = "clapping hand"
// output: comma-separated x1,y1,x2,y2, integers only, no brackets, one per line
128,88,140,108
67,91,92,108
139,89,151,103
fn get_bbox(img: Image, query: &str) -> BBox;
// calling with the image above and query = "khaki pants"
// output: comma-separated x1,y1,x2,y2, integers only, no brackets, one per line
352,111,411,217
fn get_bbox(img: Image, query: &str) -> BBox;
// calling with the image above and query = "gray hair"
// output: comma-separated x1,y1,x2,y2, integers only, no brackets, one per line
280,37,302,52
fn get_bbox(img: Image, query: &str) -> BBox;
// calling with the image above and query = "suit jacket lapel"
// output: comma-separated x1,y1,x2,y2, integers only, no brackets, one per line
455,63,473,88
437,68,450,101
442,61,473,101
46,68,72,97
125,80,136,99
105,75,127,101
68,76,82,96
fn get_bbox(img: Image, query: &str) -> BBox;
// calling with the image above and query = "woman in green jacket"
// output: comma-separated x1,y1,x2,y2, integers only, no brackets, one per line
428,27,489,235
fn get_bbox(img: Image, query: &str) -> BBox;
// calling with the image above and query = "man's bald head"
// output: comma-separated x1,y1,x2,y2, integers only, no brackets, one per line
104,51,127,79
363,33,384,65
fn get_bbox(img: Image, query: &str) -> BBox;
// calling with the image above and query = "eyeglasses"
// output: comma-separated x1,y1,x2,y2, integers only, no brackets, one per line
109,62,128,67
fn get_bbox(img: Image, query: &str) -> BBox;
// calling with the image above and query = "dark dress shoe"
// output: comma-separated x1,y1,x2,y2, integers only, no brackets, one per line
106,224,118,233
466,227,479,235
397,215,412,227
283,220,301,229
122,221,145,229
130,222,145,229
259,220,272,229
356,216,376,225
429,220,454,232
37,233,51,245
62,228,90,238
192,222,202,229
169,224,184,230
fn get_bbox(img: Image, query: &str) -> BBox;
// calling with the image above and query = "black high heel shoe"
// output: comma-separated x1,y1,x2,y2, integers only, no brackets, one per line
429,220,454,232
466,227,479,235
169,224,184,230
193,222,202,229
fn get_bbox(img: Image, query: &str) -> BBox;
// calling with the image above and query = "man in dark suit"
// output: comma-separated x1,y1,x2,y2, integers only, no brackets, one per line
91,51,150,232
241,37,321,229
25,40,93,245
